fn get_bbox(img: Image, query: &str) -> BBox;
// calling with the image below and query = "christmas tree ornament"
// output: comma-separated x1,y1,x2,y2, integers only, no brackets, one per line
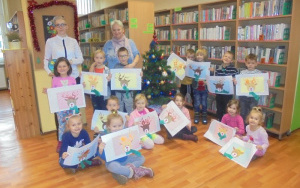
160,53,164,60
158,66,162,70
142,66,146,70
146,80,150,85
160,80,165,84
162,71,168,77
147,95,151,99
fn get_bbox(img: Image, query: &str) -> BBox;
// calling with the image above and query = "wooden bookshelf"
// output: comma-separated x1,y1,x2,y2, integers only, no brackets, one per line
155,0,300,139
79,1,154,70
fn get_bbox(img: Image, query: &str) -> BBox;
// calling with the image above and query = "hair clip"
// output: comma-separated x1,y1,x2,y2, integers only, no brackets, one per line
252,107,262,112
111,110,118,114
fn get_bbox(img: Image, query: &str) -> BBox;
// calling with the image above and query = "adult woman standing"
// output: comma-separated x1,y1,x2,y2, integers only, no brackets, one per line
44,16,83,84
103,20,140,69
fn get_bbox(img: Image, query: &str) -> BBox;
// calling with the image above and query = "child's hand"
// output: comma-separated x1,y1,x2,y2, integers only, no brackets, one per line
235,127,239,131
233,78,237,85
256,145,263,150
99,142,106,154
82,82,86,88
42,88,48,94
236,135,242,139
62,152,69,159
209,67,215,72
107,73,112,81
161,104,167,109
94,127,100,133
140,71,143,77
48,72,54,77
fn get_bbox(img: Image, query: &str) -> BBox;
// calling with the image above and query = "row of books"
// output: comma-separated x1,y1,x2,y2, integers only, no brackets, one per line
107,8,128,23
265,71,281,87
80,31,106,42
171,28,198,40
79,19,89,30
207,94,217,114
172,11,198,24
155,29,170,40
239,0,292,19
202,45,235,59
237,23,290,41
80,46,90,56
157,45,171,55
263,110,275,129
90,14,107,27
200,5,236,22
237,46,286,64
172,44,197,56
258,92,277,108
155,14,171,26
199,26,231,40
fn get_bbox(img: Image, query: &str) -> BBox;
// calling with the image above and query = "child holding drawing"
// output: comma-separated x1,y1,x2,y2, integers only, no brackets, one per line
98,113,154,185
59,114,101,173
165,93,198,142
221,99,245,136
192,48,209,124
88,49,111,111
127,94,164,149
238,107,269,159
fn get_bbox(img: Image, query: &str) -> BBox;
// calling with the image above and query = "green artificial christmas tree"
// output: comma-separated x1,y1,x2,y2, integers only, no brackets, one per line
140,32,177,105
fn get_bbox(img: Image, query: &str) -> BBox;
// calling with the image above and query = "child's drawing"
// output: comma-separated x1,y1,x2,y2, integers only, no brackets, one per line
91,110,127,132
236,73,269,96
167,53,186,80
159,101,190,136
219,137,257,168
63,135,99,166
110,69,142,90
47,85,86,113
204,120,236,146
185,59,211,80
101,126,141,162
206,76,234,95
81,72,108,96
135,111,161,137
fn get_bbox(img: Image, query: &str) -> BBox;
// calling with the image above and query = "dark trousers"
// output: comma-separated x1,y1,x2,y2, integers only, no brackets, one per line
216,94,233,121
239,96,258,124
180,84,194,99
168,126,194,139
91,95,107,111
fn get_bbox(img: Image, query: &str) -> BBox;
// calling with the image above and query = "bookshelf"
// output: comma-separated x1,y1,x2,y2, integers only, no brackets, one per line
78,1,154,70
155,0,300,139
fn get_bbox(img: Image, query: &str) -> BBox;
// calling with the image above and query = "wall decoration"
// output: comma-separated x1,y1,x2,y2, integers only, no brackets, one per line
159,101,190,136
110,69,142,90
185,59,211,80
219,137,257,168
204,120,236,146
91,110,127,132
167,53,186,80
236,73,269,96
81,72,108,96
47,84,86,113
42,15,57,43
206,76,234,95
101,126,141,162
63,135,99,166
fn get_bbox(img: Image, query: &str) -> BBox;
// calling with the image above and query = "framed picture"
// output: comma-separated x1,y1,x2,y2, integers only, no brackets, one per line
91,110,128,132
42,15,57,43
236,73,269,96
159,101,190,136
101,126,141,162
63,135,100,166
206,76,234,95
219,137,257,168
47,85,86,113
167,53,186,80
134,111,161,137
81,72,108,96
185,59,211,80
111,69,142,90
204,120,236,146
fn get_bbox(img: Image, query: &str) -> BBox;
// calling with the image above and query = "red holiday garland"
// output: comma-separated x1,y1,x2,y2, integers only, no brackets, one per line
27,0,79,51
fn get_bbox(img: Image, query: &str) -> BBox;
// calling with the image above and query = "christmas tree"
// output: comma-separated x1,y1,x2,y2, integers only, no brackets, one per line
140,33,177,105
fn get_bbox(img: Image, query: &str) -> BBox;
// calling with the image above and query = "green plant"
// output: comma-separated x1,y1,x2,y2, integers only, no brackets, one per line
6,31,22,42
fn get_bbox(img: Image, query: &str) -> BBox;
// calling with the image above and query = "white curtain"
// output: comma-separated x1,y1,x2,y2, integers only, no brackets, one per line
0,0,7,64
77,0,94,15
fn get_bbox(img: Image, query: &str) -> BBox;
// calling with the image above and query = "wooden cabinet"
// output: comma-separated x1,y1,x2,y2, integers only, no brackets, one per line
78,1,154,70
3,49,40,139
155,0,300,139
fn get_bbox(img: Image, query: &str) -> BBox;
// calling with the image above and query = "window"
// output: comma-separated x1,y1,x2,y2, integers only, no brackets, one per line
77,0,94,15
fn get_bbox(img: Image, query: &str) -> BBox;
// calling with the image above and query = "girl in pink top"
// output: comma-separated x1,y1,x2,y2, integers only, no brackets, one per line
128,94,164,149
52,57,77,152
221,99,245,136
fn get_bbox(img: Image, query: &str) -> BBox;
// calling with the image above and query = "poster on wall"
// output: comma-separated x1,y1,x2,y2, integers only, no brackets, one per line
42,15,57,43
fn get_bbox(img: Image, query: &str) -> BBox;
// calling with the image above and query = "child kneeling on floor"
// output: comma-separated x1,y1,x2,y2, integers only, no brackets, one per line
98,113,154,185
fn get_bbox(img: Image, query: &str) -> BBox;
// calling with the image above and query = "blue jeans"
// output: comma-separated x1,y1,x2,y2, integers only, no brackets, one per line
91,95,106,111
239,96,258,123
105,155,145,177
193,89,208,113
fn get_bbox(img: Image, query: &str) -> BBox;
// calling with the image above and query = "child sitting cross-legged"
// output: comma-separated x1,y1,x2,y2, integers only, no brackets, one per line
127,94,164,149
98,113,154,185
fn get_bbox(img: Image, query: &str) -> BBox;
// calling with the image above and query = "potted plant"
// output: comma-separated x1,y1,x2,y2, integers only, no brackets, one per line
6,31,22,49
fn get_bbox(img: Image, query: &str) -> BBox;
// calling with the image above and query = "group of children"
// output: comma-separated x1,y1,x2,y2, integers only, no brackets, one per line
51,46,269,185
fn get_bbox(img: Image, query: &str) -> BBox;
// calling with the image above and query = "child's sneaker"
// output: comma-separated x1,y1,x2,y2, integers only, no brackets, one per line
194,112,200,124
56,141,62,153
89,158,102,167
126,163,154,180
190,126,197,133
202,112,208,125
182,134,198,142
112,173,128,185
